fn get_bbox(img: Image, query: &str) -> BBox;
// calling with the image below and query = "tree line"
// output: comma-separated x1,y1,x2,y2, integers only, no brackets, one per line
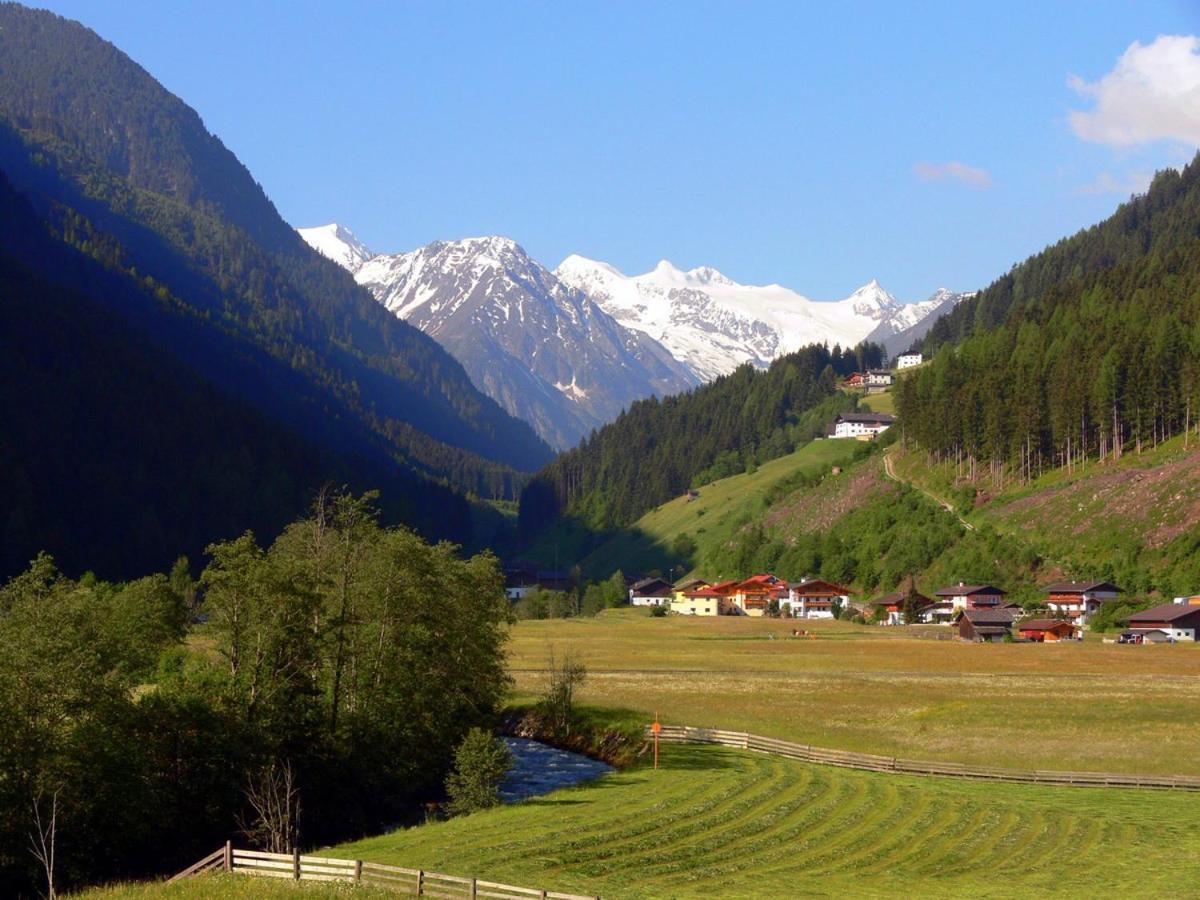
900,155,1200,486
0,491,512,897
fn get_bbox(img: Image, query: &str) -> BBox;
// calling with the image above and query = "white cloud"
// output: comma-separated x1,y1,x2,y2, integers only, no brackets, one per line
1075,170,1154,196
1069,35,1200,147
912,161,992,188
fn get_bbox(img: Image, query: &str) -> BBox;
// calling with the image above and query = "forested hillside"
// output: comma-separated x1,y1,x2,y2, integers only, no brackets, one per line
0,5,552,576
902,156,1200,479
518,342,881,542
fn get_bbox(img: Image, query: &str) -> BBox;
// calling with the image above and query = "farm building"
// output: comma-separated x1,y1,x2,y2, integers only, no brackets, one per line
833,412,894,439
788,580,851,619
896,352,923,369
936,583,1008,611
1044,581,1123,625
1017,619,1078,642
629,577,675,607
503,564,572,600
957,608,1014,643
1127,604,1200,641
864,369,893,387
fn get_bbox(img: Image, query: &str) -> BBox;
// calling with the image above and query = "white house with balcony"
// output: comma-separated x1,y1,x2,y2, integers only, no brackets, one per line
832,412,894,439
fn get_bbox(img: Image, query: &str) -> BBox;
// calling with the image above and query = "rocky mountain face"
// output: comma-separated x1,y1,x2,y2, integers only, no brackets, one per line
555,257,958,380
302,228,698,450
870,288,974,357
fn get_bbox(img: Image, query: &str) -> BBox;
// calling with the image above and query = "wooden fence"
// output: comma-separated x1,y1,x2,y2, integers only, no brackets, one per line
168,842,599,899
647,724,1200,791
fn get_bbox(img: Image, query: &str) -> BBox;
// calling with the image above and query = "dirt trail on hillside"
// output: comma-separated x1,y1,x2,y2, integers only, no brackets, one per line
883,448,975,532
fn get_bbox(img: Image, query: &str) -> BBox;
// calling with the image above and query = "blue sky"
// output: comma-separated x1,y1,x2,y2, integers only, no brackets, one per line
30,0,1200,299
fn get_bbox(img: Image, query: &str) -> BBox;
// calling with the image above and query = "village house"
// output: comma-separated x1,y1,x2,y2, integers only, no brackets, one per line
864,369,893,394
733,573,786,616
957,608,1014,642
833,412,894,439
869,589,934,625
935,583,1008,611
673,586,722,616
629,576,675,607
1017,619,1079,642
707,580,743,615
842,372,865,389
1127,604,1200,642
896,352,923,369
503,564,572,600
1044,581,1123,626
788,579,851,619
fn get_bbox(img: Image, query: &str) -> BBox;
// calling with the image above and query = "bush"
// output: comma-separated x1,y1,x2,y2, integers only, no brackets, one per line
445,728,513,816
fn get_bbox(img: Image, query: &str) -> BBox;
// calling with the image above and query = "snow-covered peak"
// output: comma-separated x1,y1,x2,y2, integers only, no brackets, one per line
844,279,901,315
297,223,375,272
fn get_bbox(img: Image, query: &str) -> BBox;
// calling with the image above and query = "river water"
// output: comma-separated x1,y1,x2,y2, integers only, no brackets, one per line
499,737,614,802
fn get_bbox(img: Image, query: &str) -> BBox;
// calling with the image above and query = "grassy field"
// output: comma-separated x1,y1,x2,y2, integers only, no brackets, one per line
858,389,895,415
509,611,1200,775
103,743,1200,899
563,439,867,578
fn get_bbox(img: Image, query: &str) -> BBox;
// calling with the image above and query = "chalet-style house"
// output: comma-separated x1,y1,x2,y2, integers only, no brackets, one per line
843,372,865,388
896,352,922,369
833,412,894,440
1044,581,1123,626
629,576,675,607
788,579,851,619
868,589,952,625
1017,619,1078,642
1127,604,1200,642
733,573,787,616
935,583,1007,611
957,608,1014,642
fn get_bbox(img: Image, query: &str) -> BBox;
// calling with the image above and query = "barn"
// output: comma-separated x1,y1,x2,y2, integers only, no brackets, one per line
1017,619,1078,642
957,608,1014,643
1128,604,1200,642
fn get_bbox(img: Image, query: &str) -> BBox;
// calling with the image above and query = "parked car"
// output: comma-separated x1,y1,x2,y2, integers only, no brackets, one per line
1116,632,1143,645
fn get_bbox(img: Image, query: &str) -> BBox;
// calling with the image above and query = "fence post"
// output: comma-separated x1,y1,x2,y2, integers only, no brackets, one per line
292,847,301,881
354,859,363,882
417,869,424,895
469,877,477,899
223,840,232,872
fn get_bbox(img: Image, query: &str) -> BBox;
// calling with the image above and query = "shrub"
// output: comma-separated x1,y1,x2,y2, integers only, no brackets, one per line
445,729,513,816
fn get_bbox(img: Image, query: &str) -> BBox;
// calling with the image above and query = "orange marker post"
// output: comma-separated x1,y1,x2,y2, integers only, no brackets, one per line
651,713,662,770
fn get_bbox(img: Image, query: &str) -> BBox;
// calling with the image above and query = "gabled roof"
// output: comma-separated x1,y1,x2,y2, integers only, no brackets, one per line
1129,604,1200,624
936,584,1007,597
791,579,851,596
870,591,933,607
630,577,673,595
1018,619,1075,631
708,580,741,594
683,588,722,598
960,608,1015,625
1043,581,1123,594
674,578,710,592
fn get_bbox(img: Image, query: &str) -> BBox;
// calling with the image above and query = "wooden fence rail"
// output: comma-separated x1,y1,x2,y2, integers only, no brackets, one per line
647,724,1200,791
169,842,598,899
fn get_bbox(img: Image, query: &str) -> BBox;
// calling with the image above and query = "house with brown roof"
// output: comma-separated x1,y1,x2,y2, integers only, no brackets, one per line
1044,581,1123,626
788,579,851,619
629,577,674,608
732,573,786,616
1128,604,1200,641
1017,619,1078,642
957,608,1014,642
936,583,1007,611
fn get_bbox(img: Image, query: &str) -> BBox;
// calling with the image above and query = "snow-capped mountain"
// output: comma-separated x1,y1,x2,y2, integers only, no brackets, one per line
301,226,697,450
297,223,375,271
555,257,956,381
870,288,974,357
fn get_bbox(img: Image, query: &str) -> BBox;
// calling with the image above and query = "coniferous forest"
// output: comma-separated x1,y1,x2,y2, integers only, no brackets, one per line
898,156,1200,480
518,342,882,541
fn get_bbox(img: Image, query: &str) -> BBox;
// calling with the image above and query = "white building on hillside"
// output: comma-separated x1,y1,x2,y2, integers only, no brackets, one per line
896,353,923,369
833,412,894,439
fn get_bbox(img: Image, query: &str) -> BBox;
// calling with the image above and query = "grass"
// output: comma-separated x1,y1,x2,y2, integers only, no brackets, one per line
859,389,895,415
339,744,1200,897
563,439,866,578
74,874,395,899
508,613,1200,775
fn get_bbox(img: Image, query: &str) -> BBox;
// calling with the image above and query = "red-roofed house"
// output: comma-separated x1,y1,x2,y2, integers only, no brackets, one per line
733,573,785,616
1044,581,1123,626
